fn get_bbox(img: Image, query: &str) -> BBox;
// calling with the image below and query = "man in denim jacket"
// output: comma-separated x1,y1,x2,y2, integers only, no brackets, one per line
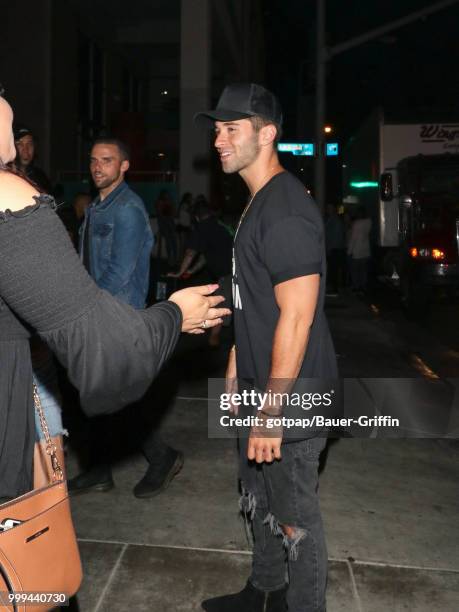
69,138,184,498
80,138,152,308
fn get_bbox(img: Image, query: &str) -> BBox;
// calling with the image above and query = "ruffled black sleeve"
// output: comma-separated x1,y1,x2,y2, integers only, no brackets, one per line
0,197,182,416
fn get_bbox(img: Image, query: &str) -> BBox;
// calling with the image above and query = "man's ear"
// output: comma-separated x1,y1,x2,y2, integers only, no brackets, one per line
259,124,277,147
121,159,130,173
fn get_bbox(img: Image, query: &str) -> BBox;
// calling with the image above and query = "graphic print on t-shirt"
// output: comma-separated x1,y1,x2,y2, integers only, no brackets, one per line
232,247,242,310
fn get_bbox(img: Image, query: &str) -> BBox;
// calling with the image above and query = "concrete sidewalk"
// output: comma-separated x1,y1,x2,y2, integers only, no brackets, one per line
66,294,459,611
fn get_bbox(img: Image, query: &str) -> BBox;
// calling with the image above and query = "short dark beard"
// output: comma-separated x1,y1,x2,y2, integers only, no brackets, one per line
222,133,260,174
93,170,122,192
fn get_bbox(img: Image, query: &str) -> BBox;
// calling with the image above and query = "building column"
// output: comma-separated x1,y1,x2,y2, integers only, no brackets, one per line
179,0,211,199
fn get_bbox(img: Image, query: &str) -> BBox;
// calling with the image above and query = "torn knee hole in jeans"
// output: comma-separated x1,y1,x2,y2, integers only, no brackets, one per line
239,487,258,548
283,527,308,561
239,487,257,521
264,512,308,561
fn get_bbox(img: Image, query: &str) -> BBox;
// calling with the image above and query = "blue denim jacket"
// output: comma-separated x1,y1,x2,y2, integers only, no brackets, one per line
79,182,153,309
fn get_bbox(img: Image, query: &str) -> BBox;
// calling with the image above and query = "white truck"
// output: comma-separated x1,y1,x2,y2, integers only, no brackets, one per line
343,109,459,308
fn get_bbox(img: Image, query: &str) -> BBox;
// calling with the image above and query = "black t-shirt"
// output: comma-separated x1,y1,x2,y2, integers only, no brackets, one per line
233,171,338,389
188,216,233,280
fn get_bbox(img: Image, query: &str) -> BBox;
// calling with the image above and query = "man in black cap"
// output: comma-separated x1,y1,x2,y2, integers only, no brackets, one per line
196,84,337,612
14,125,52,193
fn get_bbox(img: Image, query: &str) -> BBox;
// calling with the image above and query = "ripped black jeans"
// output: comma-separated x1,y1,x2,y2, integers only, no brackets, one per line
239,437,327,612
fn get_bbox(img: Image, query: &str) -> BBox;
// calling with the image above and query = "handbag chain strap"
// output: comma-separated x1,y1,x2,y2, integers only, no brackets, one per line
32,383,64,482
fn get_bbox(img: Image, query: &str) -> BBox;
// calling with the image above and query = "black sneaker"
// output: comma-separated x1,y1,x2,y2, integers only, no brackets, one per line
68,464,114,496
133,449,184,498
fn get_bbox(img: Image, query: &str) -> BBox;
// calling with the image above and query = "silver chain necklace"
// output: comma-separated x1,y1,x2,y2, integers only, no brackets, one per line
234,167,283,241
234,193,255,241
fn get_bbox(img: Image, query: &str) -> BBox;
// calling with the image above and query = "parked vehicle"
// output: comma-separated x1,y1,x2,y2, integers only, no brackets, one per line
343,110,459,309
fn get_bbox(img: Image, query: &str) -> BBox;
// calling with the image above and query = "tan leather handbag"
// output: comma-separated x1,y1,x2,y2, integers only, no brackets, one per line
0,385,82,611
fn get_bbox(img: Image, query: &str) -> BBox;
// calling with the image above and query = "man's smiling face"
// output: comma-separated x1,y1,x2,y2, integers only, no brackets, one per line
89,144,128,191
214,118,260,174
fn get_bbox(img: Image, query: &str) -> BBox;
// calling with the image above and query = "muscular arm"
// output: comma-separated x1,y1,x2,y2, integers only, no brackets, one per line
270,274,320,380
248,274,320,463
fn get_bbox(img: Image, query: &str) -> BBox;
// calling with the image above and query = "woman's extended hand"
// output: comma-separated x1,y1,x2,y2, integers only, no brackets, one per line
169,284,231,333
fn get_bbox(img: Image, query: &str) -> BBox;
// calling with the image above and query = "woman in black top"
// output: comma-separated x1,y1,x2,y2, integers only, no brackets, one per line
0,90,230,500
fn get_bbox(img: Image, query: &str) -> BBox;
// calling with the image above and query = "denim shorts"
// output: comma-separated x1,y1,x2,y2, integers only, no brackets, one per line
32,352,65,440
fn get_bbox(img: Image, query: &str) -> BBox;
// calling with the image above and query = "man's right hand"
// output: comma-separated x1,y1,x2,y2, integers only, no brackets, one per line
225,346,239,415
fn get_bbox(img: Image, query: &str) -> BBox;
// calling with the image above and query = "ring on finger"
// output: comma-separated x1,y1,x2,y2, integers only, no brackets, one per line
201,320,208,329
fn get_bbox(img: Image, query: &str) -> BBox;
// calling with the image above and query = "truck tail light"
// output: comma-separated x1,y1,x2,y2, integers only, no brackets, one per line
431,248,445,260
410,247,445,260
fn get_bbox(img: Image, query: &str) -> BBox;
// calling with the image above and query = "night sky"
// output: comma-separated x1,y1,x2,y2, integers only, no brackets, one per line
264,0,459,143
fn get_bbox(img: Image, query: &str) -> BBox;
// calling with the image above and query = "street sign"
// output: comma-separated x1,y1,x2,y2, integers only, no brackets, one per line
278,142,339,156
278,143,315,156
326,143,339,156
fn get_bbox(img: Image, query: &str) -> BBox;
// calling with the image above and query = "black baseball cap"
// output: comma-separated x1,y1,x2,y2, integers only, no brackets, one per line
13,124,33,141
194,83,283,128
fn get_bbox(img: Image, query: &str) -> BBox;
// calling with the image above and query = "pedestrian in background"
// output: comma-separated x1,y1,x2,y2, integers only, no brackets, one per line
347,206,372,293
13,124,52,193
69,138,184,499
169,196,233,347
156,189,178,265
176,191,193,258
325,203,346,296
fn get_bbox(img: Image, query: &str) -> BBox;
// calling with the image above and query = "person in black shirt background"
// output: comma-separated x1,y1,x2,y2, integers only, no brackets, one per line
169,196,233,347
13,125,52,193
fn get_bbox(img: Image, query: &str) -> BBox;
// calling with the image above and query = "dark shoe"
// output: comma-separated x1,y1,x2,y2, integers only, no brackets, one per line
202,580,287,612
68,465,114,496
133,448,184,498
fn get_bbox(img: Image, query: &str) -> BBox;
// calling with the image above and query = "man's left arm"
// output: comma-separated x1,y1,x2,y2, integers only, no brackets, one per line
247,274,320,463
97,204,149,296
247,211,323,463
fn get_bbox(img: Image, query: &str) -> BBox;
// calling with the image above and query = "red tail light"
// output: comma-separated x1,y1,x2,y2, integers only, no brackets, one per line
410,247,446,260
431,248,445,260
